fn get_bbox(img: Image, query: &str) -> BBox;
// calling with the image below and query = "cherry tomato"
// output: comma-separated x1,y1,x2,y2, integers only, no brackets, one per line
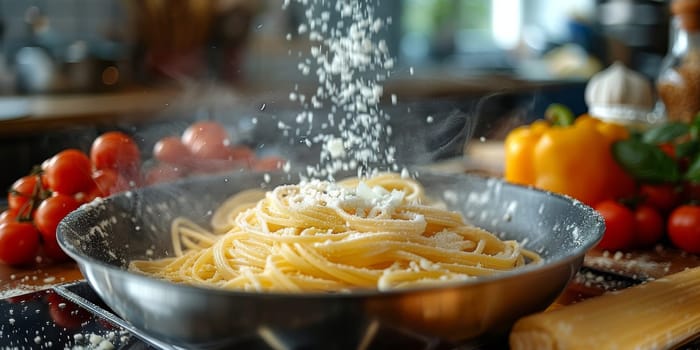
633,205,665,247
91,131,141,178
253,156,284,171
181,121,231,159
0,209,18,225
44,149,93,195
189,138,232,160
153,136,193,165
181,121,230,148
75,189,98,205
0,222,40,265
639,184,679,213
594,200,635,251
668,205,700,253
92,168,116,196
34,194,79,241
8,175,38,210
92,168,129,197
683,181,700,203
229,145,255,164
42,236,70,262
658,143,676,159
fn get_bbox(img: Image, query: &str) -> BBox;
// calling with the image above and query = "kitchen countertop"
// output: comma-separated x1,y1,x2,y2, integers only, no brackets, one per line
0,87,183,136
0,75,585,137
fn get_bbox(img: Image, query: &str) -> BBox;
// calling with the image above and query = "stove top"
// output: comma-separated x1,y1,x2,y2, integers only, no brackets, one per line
0,281,508,350
0,284,153,349
6,280,700,350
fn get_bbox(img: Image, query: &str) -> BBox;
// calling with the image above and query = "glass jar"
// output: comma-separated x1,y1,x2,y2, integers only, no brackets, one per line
657,0,700,123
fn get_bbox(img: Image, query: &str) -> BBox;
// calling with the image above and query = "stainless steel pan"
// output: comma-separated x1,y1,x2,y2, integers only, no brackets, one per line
57,171,603,349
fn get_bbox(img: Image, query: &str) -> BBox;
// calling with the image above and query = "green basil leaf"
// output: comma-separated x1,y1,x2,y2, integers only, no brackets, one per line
690,113,700,140
691,124,700,141
641,122,689,143
612,139,680,183
628,130,644,141
675,140,700,158
685,154,700,181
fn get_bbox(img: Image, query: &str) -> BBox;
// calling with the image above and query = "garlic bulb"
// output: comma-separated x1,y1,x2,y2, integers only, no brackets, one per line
585,62,656,124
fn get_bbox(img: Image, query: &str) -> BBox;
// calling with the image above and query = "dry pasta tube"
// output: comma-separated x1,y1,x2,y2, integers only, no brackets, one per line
510,266,700,350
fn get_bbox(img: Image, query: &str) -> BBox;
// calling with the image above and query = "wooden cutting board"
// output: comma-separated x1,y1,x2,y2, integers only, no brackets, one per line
584,246,700,280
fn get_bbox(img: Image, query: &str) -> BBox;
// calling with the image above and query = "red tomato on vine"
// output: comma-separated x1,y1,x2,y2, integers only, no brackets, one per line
668,205,700,253
44,149,93,195
91,131,141,179
595,200,635,251
0,222,40,265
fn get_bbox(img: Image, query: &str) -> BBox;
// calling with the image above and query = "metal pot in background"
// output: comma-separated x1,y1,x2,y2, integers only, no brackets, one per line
15,44,123,94
13,6,125,94
595,0,670,78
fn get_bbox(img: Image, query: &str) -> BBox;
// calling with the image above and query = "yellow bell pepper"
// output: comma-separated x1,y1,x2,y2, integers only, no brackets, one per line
504,106,635,206
504,120,550,186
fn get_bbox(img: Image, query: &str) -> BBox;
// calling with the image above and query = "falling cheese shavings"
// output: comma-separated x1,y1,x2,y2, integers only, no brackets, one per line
282,0,398,179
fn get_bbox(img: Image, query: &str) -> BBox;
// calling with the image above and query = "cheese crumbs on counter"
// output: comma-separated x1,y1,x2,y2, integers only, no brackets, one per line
509,266,700,350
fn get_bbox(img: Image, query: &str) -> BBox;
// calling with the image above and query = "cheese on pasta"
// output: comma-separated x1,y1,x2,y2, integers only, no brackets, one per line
129,173,540,292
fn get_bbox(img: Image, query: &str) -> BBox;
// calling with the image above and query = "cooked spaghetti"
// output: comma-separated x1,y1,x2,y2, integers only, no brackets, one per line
129,173,541,292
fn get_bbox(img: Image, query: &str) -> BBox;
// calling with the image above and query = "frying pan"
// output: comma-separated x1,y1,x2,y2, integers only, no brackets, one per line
57,170,603,349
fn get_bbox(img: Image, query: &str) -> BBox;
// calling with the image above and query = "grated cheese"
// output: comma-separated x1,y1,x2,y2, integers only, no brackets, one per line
283,0,397,179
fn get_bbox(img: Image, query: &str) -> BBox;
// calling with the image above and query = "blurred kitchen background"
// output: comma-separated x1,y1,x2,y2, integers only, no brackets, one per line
0,0,670,189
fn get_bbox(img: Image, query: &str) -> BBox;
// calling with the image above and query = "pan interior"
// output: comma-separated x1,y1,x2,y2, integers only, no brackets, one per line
59,170,602,280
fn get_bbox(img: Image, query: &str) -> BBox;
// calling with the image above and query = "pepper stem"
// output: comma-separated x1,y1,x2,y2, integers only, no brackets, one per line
545,104,575,127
